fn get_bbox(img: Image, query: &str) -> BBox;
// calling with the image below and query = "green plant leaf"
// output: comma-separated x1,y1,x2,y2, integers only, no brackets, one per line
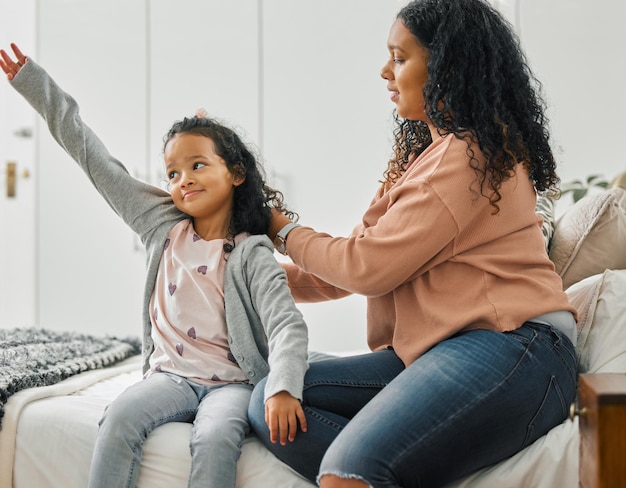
560,174,609,202
572,189,587,202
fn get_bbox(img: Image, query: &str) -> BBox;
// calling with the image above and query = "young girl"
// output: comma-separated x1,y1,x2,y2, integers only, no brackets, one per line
1,44,308,488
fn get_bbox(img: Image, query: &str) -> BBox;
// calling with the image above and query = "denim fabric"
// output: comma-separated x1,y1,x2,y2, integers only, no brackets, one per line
249,322,577,487
89,372,252,488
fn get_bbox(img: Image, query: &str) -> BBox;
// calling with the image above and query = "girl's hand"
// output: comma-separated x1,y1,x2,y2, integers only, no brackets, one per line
0,43,28,81
265,390,307,446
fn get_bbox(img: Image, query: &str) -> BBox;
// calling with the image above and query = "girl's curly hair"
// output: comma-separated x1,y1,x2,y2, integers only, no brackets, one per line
164,116,297,235
385,0,559,211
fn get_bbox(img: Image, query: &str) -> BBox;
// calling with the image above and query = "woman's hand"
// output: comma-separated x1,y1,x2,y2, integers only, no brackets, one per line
0,43,28,81
269,208,293,242
265,390,308,446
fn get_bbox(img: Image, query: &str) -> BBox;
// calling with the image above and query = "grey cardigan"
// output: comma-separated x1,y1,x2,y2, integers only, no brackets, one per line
11,60,308,402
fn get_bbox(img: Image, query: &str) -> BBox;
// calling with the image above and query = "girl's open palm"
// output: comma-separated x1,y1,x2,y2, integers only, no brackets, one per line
0,43,27,80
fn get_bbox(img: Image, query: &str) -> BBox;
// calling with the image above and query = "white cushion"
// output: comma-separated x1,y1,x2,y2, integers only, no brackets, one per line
549,188,626,289
565,269,626,373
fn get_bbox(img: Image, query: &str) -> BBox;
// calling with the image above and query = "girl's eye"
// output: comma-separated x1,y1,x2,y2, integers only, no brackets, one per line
193,162,206,170
168,171,179,180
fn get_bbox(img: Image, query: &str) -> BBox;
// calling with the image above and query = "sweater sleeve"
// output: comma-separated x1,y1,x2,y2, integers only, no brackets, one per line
225,237,309,402
249,243,309,401
9,59,183,240
286,179,459,298
283,263,353,303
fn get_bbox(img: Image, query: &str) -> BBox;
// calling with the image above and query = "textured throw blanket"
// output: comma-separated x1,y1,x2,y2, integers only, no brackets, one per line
0,327,141,429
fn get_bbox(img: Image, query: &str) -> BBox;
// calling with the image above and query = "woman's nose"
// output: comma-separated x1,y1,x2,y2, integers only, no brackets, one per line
380,62,391,80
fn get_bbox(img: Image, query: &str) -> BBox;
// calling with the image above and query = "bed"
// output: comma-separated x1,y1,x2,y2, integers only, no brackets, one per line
1,348,582,488
2,188,626,488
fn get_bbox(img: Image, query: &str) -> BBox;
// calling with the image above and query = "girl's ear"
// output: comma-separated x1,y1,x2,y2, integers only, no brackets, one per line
232,163,246,187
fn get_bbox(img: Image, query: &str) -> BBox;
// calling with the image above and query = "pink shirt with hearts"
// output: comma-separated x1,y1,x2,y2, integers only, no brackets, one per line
146,219,247,385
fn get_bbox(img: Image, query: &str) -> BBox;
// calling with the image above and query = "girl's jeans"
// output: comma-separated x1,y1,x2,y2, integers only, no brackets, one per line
88,372,252,488
249,322,577,487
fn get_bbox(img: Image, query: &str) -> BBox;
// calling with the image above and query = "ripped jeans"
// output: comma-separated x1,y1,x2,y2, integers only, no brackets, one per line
248,322,577,487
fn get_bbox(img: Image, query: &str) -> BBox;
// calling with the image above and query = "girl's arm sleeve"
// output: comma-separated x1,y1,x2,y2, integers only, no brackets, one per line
9,59,181,237
247,246,309,402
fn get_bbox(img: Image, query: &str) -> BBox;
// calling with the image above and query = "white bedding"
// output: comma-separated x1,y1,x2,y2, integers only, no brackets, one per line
0,355,579,488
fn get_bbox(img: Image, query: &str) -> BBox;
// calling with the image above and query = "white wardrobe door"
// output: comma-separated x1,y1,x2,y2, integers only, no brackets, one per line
37,0,147,335
262,1,400,352
148,0,260,183
0,0,37,327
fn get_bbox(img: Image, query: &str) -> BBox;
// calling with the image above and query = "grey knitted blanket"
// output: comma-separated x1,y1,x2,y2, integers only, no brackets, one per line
0,327,141,429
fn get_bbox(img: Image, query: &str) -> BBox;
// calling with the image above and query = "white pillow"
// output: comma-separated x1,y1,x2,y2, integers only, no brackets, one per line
549,188,626,289
565,269,626,373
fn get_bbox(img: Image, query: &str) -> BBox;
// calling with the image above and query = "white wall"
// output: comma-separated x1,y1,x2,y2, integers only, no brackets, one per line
494,0,626,214
3,0,625,349
30,0,402,353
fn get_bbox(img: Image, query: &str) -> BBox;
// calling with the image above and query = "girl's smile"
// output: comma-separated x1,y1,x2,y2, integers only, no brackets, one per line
182,189,203,200
164,133,243,240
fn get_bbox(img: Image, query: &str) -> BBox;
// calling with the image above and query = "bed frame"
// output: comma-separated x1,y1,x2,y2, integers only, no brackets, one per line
577,373,626,488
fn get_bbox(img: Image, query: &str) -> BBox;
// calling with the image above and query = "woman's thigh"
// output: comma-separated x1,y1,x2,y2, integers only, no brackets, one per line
301,349,406,418
248,350,406,482
319,323,577,488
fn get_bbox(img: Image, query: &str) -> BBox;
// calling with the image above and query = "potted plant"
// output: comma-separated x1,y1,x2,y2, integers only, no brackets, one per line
559,174,609,203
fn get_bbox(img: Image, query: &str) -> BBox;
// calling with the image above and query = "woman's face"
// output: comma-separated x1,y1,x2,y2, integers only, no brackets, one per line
381,19,430,123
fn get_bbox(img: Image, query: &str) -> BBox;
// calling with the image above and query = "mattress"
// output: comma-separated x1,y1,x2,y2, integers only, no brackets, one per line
0,355,579,488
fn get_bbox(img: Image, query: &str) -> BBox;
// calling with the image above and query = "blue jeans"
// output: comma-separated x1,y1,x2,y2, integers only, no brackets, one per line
89,372,252,488
249,322,577,487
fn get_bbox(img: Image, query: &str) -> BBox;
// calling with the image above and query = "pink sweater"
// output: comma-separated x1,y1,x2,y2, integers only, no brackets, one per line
284,134,576,366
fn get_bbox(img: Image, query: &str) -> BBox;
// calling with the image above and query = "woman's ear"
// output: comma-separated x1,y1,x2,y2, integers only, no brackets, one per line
232,163,246,186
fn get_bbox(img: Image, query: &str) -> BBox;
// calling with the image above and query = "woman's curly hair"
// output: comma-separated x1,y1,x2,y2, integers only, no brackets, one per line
164,116,297,235
385,0,559,211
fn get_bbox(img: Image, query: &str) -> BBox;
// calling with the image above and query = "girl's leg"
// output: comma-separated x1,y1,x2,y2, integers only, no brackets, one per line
318,322,577,488
187,383,253,488
88,373,198,488
248,350,406,482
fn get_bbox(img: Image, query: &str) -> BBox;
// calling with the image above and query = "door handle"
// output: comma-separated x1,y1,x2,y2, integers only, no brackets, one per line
6,161,16,198
5,161,30,198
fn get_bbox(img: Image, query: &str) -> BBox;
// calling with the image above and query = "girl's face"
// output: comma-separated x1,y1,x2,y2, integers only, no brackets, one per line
164,133,243,235
381,20,431,124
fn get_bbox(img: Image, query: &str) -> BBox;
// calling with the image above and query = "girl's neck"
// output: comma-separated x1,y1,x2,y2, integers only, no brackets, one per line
192,219,232,241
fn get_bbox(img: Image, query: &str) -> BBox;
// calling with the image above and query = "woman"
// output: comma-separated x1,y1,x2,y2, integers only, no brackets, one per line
248,0,577,487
